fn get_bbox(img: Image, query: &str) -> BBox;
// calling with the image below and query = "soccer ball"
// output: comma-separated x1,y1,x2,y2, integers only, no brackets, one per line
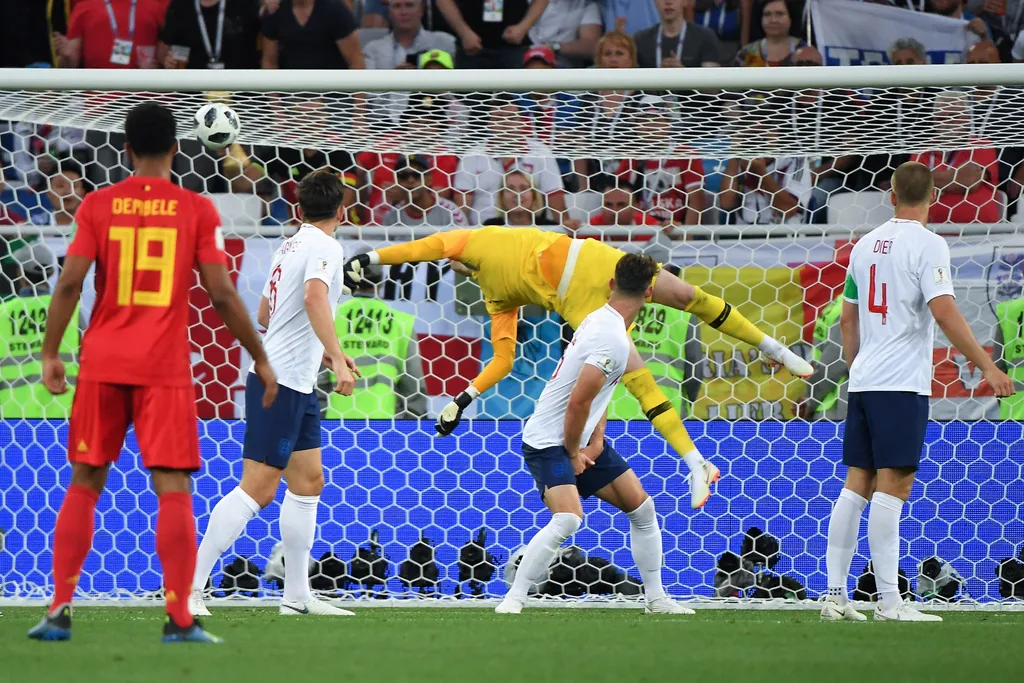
194,102,241,151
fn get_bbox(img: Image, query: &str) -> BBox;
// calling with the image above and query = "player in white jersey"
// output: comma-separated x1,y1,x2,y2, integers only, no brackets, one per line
191,171,360,618
821,162,1013,623
496,254,698,615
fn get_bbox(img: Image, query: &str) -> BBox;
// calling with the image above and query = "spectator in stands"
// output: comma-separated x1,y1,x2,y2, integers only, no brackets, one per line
61,0,164,68
483,170,559,227
599,0,660,35
362,0,449,32
178,142,270,195
529,0,603,67
719,156,813,224
362,0,456,69
437,0,550,68
733,0,805,67
262,0,365,69
911,93,1002,223
158,0,262,69
929,0,992,51
518,46,584,151
574,32,647,191
631,94,705,225
634,0,722,67
454,94,569,226
360,144,460,223
587,180,664,236
40,159,87,227
382,155,468,228
4,158,88,228
693,0,744,60
889,36,927,65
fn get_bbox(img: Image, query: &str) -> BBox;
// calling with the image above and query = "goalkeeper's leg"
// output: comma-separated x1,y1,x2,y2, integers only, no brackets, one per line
651,270,813,378
593,467,693,614
621,343,719,509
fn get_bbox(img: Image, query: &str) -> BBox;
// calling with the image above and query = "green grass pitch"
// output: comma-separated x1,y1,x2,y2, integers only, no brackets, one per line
3,607,1023,683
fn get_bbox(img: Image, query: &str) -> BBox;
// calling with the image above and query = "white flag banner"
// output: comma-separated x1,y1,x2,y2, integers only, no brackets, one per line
810,0,969,66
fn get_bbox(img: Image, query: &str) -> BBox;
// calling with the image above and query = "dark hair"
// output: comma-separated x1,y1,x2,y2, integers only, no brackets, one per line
891,161,934,207
297,170,346,222
613,253,659,296
124,102,177,158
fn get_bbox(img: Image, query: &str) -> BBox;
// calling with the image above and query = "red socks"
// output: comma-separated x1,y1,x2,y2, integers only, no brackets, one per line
156,492,198,628
50,485,100,615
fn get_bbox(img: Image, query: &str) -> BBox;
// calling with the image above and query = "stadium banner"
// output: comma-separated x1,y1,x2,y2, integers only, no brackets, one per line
810,0,969,66
2,420,1020,602
37,232,1022,420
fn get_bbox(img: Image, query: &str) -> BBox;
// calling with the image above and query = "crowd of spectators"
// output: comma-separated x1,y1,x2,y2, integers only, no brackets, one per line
2,0,1024,252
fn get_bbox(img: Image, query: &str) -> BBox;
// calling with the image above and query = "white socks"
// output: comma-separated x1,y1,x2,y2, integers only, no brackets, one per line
193,487,261,591
627,498,666,602
506,512,581,602
825,488,868,605
280,490,320,604
868,491,904,611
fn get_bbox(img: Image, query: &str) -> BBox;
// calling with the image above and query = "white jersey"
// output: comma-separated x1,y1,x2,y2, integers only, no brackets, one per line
522,305,631,449
845,218,954,395
251,224,346,393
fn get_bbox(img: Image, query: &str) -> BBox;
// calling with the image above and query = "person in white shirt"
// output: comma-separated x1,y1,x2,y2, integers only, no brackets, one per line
453,94,571,226
821,161,1013,624
496,254,699,616
191,171,360,618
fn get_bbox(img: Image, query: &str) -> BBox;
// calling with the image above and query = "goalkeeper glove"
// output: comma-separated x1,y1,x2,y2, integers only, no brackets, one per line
342,251,379,294
436,387,479,436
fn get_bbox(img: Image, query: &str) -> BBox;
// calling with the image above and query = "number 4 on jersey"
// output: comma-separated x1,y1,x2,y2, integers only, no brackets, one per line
868,263,888,324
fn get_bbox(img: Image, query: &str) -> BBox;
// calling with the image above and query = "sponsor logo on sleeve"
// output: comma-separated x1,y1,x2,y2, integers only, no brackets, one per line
594,355,615,376
214,227,225,251
933,266,950,285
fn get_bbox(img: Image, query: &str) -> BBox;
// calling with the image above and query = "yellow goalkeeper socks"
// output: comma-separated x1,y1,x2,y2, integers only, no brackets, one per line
623,369,703,474
684,285,766,348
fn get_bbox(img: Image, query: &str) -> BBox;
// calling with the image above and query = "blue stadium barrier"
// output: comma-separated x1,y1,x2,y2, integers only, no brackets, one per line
1,420,1022,601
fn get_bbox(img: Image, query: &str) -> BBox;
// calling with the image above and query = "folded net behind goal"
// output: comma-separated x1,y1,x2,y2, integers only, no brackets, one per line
1,66,1023,605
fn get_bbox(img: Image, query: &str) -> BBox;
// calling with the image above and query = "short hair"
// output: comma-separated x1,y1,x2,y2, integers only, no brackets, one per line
891,161,934,206
613,253,659,296
595,31,637,68
888,37,927,63
297,170,347,222
124,102,177,158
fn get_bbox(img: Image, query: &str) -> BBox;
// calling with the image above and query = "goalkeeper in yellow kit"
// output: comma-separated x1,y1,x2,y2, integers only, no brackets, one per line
343,227,813,509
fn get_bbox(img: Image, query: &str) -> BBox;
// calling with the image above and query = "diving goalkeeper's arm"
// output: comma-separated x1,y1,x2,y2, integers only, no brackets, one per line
342,231,472,292
436,308,519,436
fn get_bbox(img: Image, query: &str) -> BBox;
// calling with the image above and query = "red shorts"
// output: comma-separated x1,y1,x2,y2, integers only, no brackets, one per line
68,380,200,471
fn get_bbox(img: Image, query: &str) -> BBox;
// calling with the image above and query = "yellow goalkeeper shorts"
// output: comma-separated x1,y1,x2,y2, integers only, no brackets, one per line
557,239,660,329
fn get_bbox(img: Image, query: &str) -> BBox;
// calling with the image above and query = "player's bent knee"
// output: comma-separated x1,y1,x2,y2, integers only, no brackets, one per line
875,467,916,501
550,512,583,541
651,271,694,309
240,461,284,508
543,484,584,517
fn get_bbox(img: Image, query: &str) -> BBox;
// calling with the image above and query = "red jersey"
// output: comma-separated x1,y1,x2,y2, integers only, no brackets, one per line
911,146,1001,224
68,0,165,69
356,150,459,224
67,176,227,387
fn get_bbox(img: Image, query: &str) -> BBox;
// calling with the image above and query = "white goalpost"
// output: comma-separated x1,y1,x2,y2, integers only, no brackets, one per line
1,64,1023,610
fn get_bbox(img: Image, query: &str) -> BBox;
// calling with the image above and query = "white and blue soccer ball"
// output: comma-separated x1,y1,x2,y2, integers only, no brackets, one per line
194,102,241,151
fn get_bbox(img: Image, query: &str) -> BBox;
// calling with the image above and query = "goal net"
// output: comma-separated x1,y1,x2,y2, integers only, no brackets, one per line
1,66,1023,607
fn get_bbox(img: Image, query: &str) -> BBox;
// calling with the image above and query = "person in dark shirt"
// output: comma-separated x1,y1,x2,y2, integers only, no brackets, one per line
158,0,262,69
437,0,549,68
262,0,364,69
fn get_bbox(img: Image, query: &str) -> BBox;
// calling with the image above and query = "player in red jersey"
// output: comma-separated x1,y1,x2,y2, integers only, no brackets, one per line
27,102,278,644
